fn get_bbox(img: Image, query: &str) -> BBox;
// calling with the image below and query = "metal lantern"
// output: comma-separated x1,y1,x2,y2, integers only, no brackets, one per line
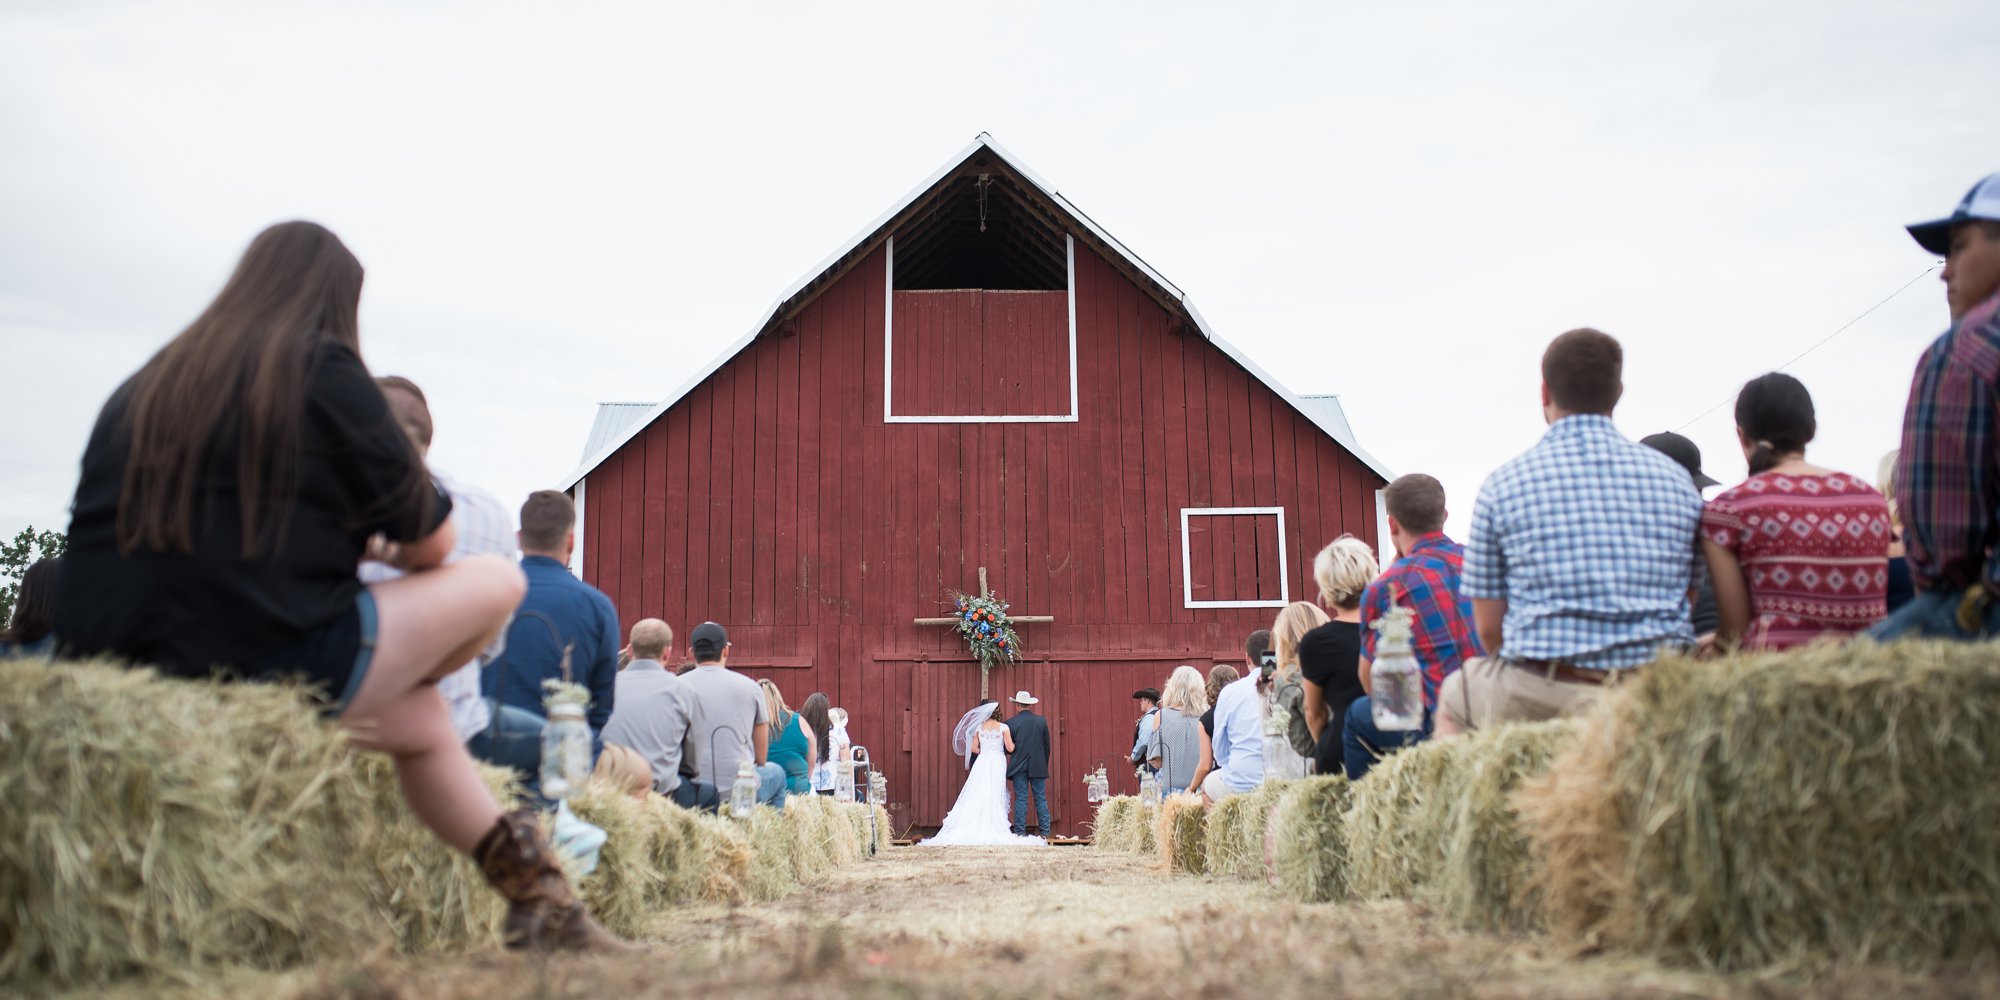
850,745,871,803
538,702,592,801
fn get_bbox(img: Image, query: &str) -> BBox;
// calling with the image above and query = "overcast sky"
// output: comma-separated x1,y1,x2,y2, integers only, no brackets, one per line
4,0,1996,561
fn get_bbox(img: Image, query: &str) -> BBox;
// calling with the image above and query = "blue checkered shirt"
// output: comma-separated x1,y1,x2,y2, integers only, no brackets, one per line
1463,414,1704,670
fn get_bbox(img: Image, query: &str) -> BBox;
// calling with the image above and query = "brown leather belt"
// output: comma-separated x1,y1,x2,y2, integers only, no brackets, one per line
1508,658,1635,686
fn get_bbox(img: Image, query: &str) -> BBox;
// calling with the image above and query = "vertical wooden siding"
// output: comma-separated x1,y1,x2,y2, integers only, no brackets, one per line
584,244,1382,837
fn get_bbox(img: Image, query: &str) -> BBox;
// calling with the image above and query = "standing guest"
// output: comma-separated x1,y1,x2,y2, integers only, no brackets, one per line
680,622,786,806
1441,328,1703,734
600,619,718,810
485,491,619,733
1202,630,1273,802
359,376,545,795
0,557,60,659
1199,664,1239,738
1345,475,1484,776
52,223,622,951
759,678,817,795
1877,450,1914,613
1146,665,1214,795
1640,432,1724,638
1871,173,2000,640
803,694,848,796
1298,536,1376,776
1128,687,1162,771
1700,374,1892,651
1004,690,1052,838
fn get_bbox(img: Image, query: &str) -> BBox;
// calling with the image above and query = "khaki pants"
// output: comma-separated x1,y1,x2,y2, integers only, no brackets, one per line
1437,657,1627,732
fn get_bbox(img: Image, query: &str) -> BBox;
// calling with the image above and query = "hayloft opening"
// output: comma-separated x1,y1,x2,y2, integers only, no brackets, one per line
890,171,1068,291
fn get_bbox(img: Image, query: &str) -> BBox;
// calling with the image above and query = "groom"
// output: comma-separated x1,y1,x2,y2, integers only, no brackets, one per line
1004,691,1052,838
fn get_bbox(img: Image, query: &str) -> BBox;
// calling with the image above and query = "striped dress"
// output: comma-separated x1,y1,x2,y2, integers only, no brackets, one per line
1700,472,1892,650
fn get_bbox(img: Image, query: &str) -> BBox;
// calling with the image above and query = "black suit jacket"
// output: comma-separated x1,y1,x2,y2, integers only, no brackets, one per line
1004,710,1050,779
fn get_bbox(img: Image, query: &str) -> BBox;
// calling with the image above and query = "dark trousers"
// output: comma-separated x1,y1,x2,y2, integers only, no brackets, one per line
1010,774,1050,835
1341,696,1433,781
466,702,548,804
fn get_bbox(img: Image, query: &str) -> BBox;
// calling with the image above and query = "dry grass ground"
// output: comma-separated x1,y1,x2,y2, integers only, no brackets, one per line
66,846,2000,1000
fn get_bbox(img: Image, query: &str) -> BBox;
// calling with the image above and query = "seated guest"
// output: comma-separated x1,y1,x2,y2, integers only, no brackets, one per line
1869,174,2000,640
1199,664,1239,738
1298,536,1376,776
1345,475,1482,777
1266,602,1329,781
600,618,718,809
1148,665,1214,795
0,557,60,659
53,222,622,950
1202,631,1273,802
1640,431,1724,638
681,622,786,806
1442,328,1703,734
1877,449,1914,614
759,678,817,795
1701,374,1891,651
803,693,849,796
485,491,619,733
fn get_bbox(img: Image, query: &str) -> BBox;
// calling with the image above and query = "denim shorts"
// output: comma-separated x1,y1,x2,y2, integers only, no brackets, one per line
245,589,380,715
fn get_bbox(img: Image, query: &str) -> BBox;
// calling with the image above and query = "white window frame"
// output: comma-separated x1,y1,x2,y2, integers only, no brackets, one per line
882,234,1081,423
1179,506,1289,609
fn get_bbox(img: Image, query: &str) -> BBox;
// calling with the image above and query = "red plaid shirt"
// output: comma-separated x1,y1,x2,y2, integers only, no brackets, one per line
1358,533,1484,709
1896,289,2000,592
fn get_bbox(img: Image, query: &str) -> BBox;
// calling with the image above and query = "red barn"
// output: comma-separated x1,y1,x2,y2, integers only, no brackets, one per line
563,136,1391,838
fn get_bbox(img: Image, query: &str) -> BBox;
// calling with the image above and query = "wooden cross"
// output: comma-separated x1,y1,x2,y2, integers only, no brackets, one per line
913,566,1054,700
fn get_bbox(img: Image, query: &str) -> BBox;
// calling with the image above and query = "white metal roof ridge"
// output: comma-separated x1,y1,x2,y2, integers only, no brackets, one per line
562,134,1392,488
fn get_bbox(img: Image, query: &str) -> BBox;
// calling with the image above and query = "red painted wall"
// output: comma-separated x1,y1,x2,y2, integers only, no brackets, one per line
582,243,1383,838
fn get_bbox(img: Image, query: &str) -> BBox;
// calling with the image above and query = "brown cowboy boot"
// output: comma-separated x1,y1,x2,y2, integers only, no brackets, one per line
473,807,636,953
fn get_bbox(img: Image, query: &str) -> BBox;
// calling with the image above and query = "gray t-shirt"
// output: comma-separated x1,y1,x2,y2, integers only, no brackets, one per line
680,663,768,786
600,659,698,794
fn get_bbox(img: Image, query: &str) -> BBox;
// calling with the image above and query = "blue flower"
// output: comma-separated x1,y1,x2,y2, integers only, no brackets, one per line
978,622,992,635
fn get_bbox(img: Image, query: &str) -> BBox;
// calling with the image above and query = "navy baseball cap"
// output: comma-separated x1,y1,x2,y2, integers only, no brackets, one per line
1907,172,2000,256
689,621,728,659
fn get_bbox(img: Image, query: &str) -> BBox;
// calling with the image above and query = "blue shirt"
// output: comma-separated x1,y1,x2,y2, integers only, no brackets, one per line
1463,414,1703,670
1208,673,1265,793
485,555,620,730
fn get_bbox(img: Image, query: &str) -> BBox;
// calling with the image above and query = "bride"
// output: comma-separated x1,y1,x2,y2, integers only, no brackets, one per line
919,702,1048,847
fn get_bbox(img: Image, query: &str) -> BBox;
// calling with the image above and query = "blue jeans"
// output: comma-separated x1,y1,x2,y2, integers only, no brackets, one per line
756,761,789,807
1342,697,1433,781
1865,586,2000,641
671,779,720,812
466,702,547,802
1010,774,1050,835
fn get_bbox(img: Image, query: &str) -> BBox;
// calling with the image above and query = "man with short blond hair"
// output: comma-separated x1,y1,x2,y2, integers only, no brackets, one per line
601,618,717,809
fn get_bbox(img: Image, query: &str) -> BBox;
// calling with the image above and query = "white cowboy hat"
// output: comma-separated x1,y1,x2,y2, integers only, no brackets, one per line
1010,690,1038,705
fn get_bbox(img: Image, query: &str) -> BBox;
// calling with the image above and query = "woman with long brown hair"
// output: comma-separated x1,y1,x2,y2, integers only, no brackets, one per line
56,222,624,952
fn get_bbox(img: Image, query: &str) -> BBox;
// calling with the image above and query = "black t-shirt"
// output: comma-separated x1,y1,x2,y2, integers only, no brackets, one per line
1297,619,1364,729
57,339,449,680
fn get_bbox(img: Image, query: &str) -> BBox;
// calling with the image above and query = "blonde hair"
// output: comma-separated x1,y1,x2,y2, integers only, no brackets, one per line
1160,665,1209,716
758,679,791,737
1877,449,1900,526
628,618,673,660
1271,601,1331,682
1313,535,1380,609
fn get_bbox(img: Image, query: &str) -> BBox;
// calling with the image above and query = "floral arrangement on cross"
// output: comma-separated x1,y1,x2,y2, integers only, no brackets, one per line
949,590,1022,669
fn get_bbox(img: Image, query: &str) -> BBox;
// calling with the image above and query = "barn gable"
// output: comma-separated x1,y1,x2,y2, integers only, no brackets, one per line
567,136,1391,837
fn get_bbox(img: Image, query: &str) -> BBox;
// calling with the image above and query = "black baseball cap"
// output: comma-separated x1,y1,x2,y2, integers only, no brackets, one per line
689,621,729,659
1907,172,2000,256
1641,431,1720,489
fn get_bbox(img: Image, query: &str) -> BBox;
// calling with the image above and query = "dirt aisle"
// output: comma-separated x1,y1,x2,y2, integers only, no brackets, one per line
182,846,1986,1000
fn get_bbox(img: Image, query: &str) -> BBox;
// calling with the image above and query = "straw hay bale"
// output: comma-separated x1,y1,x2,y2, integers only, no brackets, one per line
737,804,800,900
1153,793,1209,873
1269,775,1352,903
1092,796,1138,851
1516,644,2000,971
782,795,839,879
1203,779,1294,879
1343,720,1574,930
0,660,519,993
1131,801,1158,855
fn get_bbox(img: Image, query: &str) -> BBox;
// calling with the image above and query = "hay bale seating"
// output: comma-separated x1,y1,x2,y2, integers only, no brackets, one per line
1153,793,1209,873
1269,775,1352,903
0,659,885,993
1343,719,1577,931
1204,779,1295,879
1516,644,2000,972
1090,796,1158,854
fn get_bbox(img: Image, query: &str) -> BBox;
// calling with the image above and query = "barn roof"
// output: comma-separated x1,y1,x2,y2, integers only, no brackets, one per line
563,134,1392,488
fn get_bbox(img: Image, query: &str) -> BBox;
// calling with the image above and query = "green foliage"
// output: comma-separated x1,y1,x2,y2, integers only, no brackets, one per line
0,527,65,628
947,590,1021,668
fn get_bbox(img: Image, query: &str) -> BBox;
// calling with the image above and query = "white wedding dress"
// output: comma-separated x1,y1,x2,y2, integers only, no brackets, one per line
918,726,1048,847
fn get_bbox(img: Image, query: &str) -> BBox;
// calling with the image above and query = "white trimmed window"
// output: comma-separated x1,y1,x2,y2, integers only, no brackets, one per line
1180,507,1289,609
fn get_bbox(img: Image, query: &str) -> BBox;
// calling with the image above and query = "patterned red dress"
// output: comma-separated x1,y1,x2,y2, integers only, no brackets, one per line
1700,471,1892,650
